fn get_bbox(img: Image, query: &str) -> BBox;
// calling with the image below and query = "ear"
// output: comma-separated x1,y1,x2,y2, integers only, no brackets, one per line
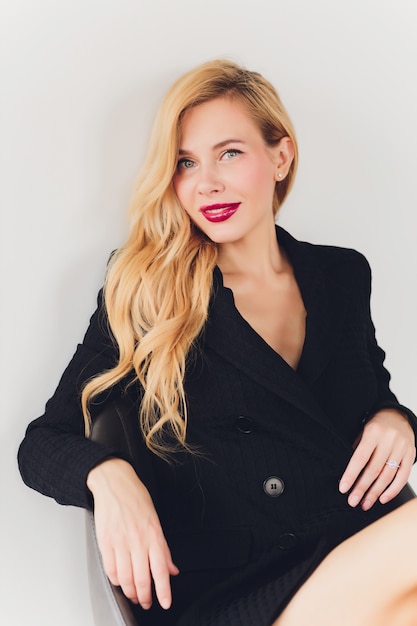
272,137,295,181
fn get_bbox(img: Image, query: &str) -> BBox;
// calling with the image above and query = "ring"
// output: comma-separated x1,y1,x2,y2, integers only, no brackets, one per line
385,460,401,469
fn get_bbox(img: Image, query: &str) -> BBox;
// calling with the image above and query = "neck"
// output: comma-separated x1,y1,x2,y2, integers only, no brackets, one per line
217,221,286,280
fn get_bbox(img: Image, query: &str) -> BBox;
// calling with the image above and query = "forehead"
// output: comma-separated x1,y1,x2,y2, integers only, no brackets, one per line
179,97,261,147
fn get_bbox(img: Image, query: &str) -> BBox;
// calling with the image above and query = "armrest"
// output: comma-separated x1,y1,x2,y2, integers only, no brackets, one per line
90,398,156,494
393,482,416,506
86,399,143,626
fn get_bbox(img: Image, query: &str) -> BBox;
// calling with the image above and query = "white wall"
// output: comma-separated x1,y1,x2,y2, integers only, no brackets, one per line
2,1,416,624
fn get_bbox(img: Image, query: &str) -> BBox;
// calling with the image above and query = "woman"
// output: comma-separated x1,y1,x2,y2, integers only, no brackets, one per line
18,60,417,625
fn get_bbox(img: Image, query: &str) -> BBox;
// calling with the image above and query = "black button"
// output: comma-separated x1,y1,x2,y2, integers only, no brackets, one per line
278,533,298,550
263,476,285,497
236,416,254,434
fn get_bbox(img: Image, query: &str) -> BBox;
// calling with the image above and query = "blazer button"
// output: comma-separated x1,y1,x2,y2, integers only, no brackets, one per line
236,416,254,434
263,476,285,497
278,533,298,550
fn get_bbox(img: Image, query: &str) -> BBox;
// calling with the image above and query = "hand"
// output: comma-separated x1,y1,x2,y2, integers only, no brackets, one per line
339,409,415,510
87,458,179,610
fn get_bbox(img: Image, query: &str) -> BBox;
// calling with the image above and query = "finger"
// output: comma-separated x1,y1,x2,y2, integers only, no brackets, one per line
379,450,415,504
148,543,175,610
344,442,394,507
168,559,180,576
130,550,153,609
354,442,414,510
101,546,119,587
115,547,139,604
341,411,407,493
360,461,405,511
339,436,383,495
164,541,180,577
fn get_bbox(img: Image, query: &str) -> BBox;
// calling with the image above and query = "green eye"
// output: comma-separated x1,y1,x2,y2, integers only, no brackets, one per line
223,149,242,159
178,158,195,169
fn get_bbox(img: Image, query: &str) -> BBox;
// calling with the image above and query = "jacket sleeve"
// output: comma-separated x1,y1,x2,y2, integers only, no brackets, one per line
17,290,133,510
358,254,417,446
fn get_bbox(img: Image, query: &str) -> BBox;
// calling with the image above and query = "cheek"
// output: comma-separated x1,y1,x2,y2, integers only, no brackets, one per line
172,176,181,200
173,177,195,220
239,159,275,193
173,176,190,206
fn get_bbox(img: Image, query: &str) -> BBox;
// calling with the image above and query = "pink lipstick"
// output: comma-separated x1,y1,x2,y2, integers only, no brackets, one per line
199,203,240,223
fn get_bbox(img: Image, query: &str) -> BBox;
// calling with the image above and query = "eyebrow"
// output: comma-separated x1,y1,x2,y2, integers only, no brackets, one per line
178,139,245,155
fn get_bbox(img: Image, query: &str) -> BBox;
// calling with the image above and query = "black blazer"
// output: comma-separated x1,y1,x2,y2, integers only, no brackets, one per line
18,226,417,623
145,227,417,565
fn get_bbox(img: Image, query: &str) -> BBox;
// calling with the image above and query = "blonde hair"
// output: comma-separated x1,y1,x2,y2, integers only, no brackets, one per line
81,59,298,459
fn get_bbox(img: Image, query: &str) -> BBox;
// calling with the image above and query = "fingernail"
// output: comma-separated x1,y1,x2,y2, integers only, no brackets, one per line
362,499,372,511
161,598,171,610
339,481,349,494
348,494,360,507
141,603,151,610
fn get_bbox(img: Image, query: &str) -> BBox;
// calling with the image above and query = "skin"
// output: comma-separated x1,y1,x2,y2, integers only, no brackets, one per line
173,97,289,248
274,499,417,626
173,97,304,368
87,458,178,610
87,96,415,612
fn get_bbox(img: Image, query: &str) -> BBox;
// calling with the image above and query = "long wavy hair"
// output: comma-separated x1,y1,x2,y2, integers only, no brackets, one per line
81,59,298,459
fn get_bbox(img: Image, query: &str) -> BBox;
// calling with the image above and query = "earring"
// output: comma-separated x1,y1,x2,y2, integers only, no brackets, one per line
276,172,283,180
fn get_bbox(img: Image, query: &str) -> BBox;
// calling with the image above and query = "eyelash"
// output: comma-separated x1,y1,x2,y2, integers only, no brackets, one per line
177,158,195,169
221,149,242,159
177,148,243,170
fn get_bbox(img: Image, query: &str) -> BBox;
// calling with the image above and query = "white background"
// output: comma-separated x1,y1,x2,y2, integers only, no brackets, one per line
2,1,416,624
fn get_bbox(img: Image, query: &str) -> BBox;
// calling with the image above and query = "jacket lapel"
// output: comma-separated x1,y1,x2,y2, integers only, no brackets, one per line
203,227,349,447
277,227,346,385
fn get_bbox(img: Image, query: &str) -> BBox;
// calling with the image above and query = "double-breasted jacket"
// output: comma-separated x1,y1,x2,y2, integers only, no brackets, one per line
18,227,417,624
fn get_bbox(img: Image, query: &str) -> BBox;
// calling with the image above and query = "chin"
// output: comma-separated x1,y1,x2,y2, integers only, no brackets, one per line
203,230,243,245
192,222,245,245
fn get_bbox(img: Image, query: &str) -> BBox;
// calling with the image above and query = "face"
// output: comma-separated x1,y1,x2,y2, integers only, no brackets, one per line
173,97,292,246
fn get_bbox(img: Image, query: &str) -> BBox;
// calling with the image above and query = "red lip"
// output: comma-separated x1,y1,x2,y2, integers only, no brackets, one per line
199,203,240,223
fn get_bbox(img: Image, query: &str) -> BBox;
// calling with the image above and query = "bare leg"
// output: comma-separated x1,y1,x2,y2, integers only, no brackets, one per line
273,499,417,626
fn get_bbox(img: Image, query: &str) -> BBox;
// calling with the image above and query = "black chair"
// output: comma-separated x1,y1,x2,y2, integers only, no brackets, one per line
85,399,416,625
86,399,145,626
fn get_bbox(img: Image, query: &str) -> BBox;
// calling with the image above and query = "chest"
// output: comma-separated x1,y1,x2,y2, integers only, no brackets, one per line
185,272,378,448
224,273,307,370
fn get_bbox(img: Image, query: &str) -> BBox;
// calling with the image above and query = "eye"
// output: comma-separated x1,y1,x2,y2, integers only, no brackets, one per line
177,158,196,170
221,149,242,160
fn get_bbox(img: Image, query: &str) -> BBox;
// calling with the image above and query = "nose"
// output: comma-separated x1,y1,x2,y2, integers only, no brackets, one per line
197,165,225,195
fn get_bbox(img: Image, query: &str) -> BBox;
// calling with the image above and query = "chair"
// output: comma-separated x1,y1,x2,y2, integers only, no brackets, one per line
85,399,416,625
86,399,143,626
